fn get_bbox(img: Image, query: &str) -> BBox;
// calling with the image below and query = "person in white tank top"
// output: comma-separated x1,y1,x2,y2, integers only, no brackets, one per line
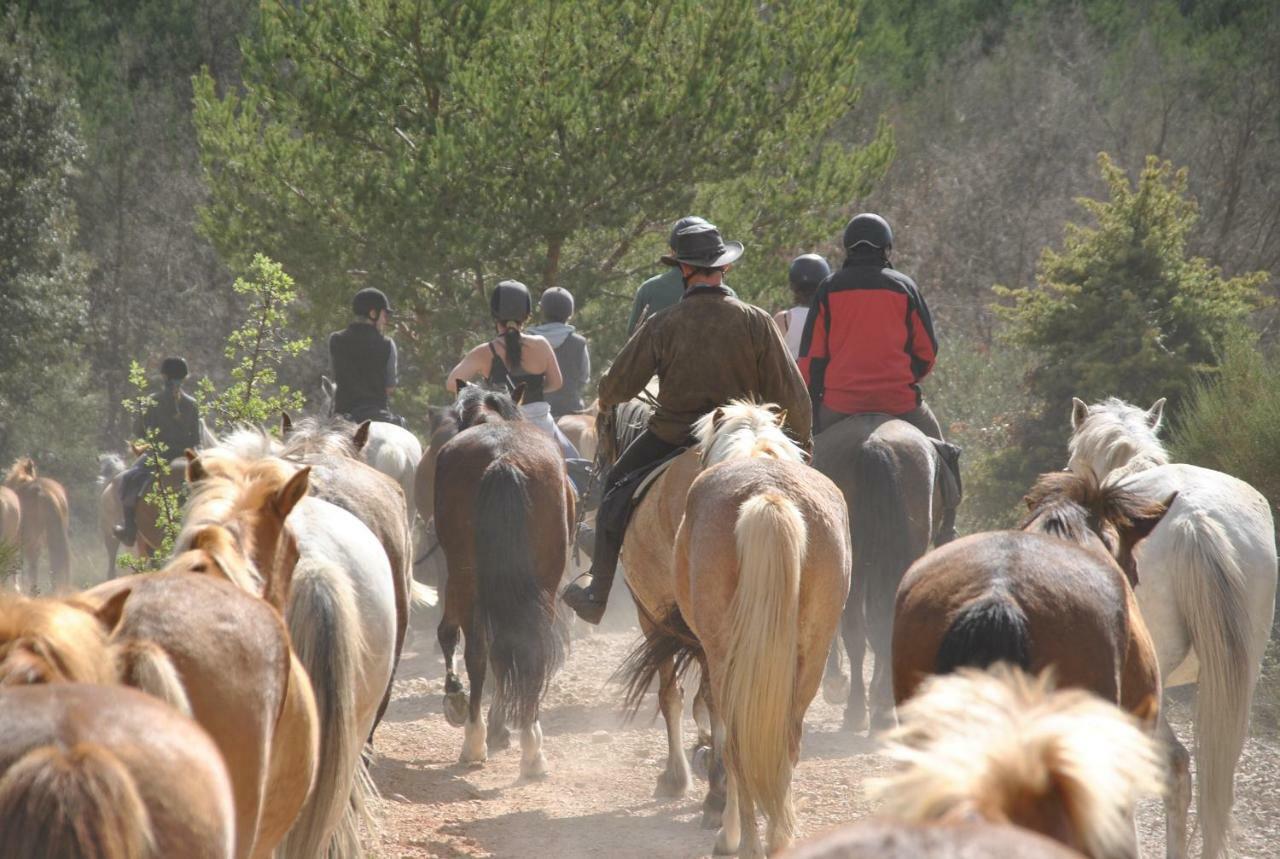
774,253,831,359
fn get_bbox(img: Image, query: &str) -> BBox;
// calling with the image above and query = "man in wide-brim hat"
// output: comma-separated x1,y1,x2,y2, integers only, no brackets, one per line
563,219,812,624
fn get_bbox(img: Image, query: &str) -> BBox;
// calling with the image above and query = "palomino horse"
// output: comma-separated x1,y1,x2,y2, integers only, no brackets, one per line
786,667,1164,859
557,400,599,460
0,570,320,859
670,401,849,858
97,449,189,568
3,457,70,593
181,444,396,859
1068,396,1278,859
435,382,571,777
0,683,236,859
0,485,19,547
811,415,943,732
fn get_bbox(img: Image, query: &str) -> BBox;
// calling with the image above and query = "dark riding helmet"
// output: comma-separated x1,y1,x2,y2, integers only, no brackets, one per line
490,280,532,322
788,254,831,291
352,287,393,318
843,213,893,253
160,357,189,381
540,287,574,323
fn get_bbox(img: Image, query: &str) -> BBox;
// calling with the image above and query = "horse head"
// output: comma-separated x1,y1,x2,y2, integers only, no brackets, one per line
449,381,523,432
692,399,804,467
1022,470,1172,586
0,592,126,686
1067,396,1169,481
3,458,37,489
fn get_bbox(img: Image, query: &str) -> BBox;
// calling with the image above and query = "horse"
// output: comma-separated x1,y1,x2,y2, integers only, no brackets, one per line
810,414,944,732
3,457,71,593
1068,396,1277,858
667,401,850,857
97,447,189,565
0,485,19,547
181,443,396,859
784,667,1164,859
0,683,237,859
0,571,320,859
434,382,570,778
97,452,127,577
557,400,599,460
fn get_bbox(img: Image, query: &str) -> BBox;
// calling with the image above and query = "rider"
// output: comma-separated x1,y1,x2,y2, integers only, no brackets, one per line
446,280,580,459
797,212,962,544
628,216,739,335
563,218,813,624
329,287,407,428
113,357,201,545
774,253,831,359
529,287,591,419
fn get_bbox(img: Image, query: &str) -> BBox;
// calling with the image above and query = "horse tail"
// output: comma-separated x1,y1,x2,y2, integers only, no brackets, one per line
117,639,193,718
38,484,71,589
0,741,155,859
851,435,914,628
615,604,703,719
474,460,564,728
1168,510,1252,859
934,594,1031,675
410,578,438,609
281,557,371,859
722,492,806,838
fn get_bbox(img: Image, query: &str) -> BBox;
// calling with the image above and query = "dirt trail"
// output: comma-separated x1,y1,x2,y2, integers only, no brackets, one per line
370,609,1280,859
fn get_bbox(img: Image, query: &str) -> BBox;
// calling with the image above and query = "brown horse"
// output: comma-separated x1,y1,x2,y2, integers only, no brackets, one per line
811,415,943,732
3,458,71,593
0,683,236,858
784,667,1164,859
557,400,599,460
435,382,571,777
671,402,850,857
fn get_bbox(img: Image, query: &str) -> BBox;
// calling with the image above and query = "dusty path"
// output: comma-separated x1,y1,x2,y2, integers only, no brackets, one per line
371,607,1280,859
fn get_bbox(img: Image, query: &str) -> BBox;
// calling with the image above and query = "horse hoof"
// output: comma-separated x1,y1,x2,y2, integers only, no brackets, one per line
823,675,851,706
520,754,549,780
713,829,738,854
701,809,723,831
841,710,868,734
487,727,512,753
653,771,689,799
442,691,469,728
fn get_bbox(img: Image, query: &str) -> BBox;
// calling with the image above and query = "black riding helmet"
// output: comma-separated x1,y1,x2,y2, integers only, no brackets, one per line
788,254,831,291
843,213,893,253
491,280,532,321
352,287,393,318
160,357,189,381
540,287,574,323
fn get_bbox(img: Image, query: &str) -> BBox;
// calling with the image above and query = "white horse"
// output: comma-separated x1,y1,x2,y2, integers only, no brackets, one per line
1069,396,1277,859
183,433,398,859
320,376,423,534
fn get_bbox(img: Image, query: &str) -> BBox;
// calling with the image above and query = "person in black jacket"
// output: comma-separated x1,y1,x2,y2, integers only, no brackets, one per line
328,287,407,427
529,287,591,418
113,357,202,545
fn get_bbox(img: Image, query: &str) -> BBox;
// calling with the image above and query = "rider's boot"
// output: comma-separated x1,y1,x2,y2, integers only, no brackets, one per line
936,442,963,546
113,503,138,546
563,528,620,625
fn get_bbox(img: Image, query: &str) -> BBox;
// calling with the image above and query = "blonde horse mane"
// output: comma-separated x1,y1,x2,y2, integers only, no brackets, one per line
0,595,118,685
873,666,1163,859
1068,397,1170,480
3,457,37,488
693,400,805,467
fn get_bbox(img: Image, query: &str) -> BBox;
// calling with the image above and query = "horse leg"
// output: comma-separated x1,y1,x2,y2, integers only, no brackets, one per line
1159,712,1191,859
486,672,511,753
822,633,850,706
655,654,691,798
701,700,728,831
764,715,803,856
865,568,899,733
711,714,741,855
841,573,869,732
693,671,713,749
459,624,488,765
21,533,40,595
438,618,468,728
519,717,549,780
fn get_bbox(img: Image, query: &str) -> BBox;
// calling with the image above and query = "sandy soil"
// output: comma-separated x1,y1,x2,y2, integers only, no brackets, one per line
369,603,1280,859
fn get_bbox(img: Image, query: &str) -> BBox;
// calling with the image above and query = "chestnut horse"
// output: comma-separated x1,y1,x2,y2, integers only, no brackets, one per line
1069,396,1277,859
670,402,850,858
0,570,319,859
785,667,1164,859
0,683,236,859
435,382,571,777
811,415,944,732
3,458,70,593
180,445,396,859
0,485,19,546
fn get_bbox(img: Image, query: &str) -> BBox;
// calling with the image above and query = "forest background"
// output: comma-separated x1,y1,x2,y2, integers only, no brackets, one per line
2,0,1279,537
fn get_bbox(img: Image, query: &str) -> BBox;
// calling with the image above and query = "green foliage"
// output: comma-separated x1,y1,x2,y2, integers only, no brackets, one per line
1172,335,1280,514
195,254,310,432
194,0,892,398
117,361,184,571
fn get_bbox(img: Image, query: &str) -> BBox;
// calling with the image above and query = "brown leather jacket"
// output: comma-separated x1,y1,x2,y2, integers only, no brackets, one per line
599,284,813,447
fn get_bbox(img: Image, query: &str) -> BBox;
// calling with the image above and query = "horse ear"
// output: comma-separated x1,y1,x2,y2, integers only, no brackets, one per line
352,421,372,452
774,408,787,426
1145,398,1166,430
1113,492,1176,587
281,411,293,435
1071,397,1089,430
91,587,132,636
457,379,470,390
511,382,527,405
272,467,311,519
712,406,725,429
185,450,207,483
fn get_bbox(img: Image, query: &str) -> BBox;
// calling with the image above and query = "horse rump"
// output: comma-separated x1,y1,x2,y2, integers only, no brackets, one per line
934,595,1031,675
850,435,914,615
0,741,155,859
474,460,565,729
614,603,703,719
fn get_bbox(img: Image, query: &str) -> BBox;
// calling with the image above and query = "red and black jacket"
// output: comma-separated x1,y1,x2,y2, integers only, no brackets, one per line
797,252,937,416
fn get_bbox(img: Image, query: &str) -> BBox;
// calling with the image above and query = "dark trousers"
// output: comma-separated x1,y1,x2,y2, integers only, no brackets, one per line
118,457,155,531
588,429,684,592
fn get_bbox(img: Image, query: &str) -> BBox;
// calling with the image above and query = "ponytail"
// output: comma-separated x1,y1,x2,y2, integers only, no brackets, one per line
502,324,524,371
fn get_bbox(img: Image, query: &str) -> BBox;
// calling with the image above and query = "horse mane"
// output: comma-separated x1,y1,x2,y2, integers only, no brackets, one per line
3,458,37,488
1069,397,1169,479
692,400,805,467
1022,471,1166,543
281,414,360,461
449,383,523,431
872,666,1163,859
0,595,118,685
